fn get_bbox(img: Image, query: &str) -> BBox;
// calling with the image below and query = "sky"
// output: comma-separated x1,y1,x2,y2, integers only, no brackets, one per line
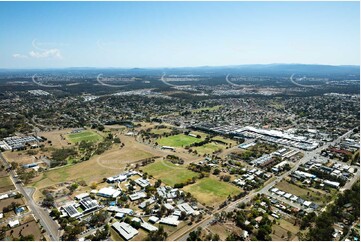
0,1,359,68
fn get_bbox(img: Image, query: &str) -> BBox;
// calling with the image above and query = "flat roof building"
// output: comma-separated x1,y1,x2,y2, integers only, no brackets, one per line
112,222,138,241
159,215,180,226
141,222,158,232
97,187,121,198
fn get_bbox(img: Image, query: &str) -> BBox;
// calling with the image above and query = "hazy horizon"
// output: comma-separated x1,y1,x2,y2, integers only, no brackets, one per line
0,1,359,68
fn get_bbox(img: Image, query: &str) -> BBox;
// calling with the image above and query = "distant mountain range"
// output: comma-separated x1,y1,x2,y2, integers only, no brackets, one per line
0,64,359,76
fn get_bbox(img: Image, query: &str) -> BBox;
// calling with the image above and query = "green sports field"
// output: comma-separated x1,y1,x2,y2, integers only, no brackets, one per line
183,177,240,205
193,142,224,155
156,134,201,147
142,160,198,186
67,130,103,143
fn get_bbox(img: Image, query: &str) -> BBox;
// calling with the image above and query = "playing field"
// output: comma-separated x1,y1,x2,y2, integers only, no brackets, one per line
193,142,225,155
142,160,198,186
183,177,240,205
67,130,103,143
157,134,202,147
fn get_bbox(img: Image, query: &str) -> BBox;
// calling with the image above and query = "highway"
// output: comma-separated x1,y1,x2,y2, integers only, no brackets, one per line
171,128,357,241
0,153,60,241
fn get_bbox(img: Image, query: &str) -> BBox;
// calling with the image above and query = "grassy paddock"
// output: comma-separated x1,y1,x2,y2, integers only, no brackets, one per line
275,180,330,205
150,128,173,135
183,177,240,205
142,160,198,186
0,176,15,193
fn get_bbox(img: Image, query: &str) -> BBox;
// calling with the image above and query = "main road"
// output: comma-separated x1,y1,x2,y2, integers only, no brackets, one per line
0,153,60,241
170,128,357,241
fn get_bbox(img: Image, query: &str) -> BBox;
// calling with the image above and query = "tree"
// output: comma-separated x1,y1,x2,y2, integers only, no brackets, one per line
213,168,221,175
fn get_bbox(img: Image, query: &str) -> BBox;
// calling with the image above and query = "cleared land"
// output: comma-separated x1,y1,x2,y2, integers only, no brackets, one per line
3,151,36,166
31,135,163,192
157,134,201,147
0,176,15,193
5,219,42,241
0,197,24,211
183,177,240,205
67,130,103,143
150,128,173,135
38,128,74,148
142,160,198,186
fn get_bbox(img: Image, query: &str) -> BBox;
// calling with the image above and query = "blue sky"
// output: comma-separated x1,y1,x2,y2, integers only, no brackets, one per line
0,1,359,68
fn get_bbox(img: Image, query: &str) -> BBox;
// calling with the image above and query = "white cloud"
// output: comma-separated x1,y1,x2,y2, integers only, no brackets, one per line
29,48,62,59
12,53,28,59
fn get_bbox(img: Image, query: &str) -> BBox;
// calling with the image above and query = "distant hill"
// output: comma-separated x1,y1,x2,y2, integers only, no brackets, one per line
0,64,359,76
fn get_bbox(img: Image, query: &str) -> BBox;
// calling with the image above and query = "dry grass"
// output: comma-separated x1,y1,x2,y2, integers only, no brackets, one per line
183,177,241,206
31,135,165,193
5,218,42,241
0,176,15,193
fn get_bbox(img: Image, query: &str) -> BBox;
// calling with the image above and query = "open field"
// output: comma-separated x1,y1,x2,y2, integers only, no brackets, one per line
5,219,43,241
157,134,202,147
67,130,103,143
212,135,237,146
31,135,165,193
0,176,15,193
38,128,74,148
2,151,36,166
0,197,25,211
193,142,225,155
208,223,242,240
183,177,241,205
270,216,299,241
150,128,173,135
275,180,331,205
141,160,198,186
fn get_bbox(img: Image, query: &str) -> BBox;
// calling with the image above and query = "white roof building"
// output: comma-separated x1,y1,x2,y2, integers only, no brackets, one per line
324,180,340,188
148,216,159,224
8,220,20,228
75,193,89,200
97,187,121,198
141,222,158,232
159,215,180,226
164,203,175,210
270,188,279,193
107,207,134,215
283,193,292,199
115,213,125,219
303,201,312,207
129,192,147,201
177,203,196,215
112,222,138,241
135,178,150,188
